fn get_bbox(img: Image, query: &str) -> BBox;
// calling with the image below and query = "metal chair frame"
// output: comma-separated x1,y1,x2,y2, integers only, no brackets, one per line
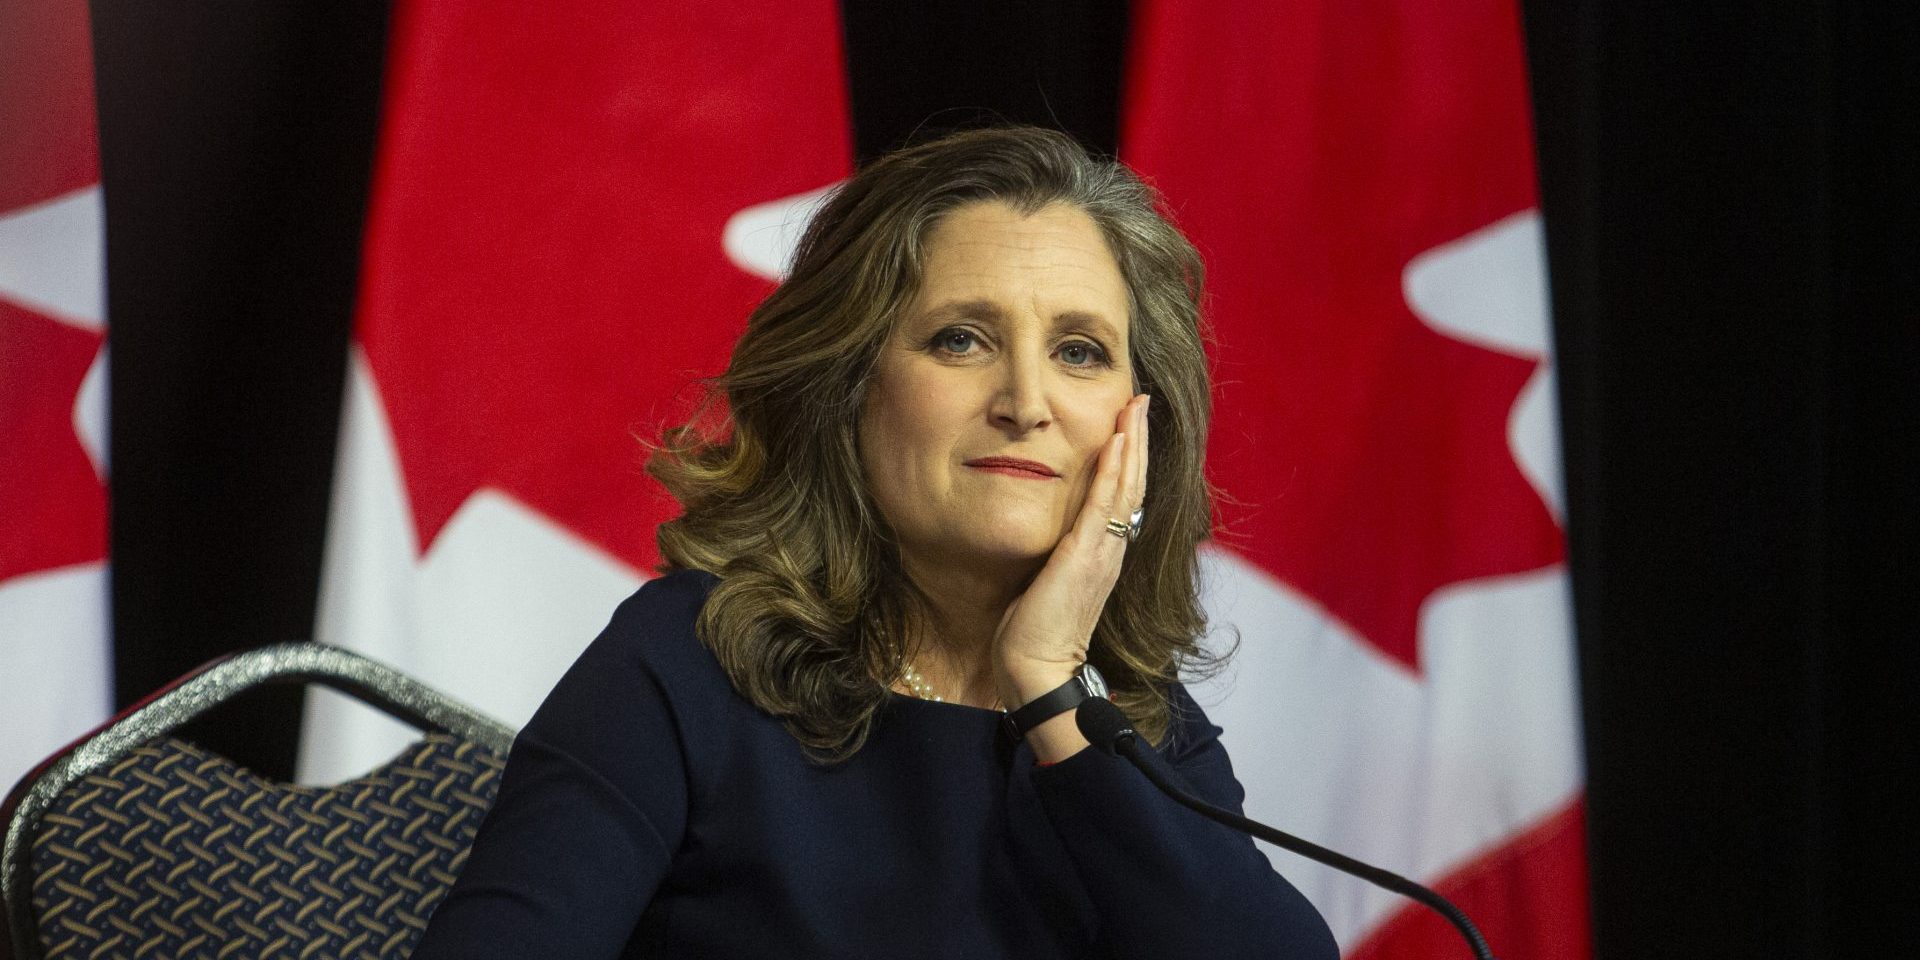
0,642,516,960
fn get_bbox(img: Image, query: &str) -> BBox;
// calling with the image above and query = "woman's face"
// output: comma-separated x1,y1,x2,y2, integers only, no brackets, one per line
859,200,1135,573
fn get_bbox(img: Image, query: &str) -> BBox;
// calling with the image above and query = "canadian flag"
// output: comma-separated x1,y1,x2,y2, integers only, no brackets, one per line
302,2,1587,956
301,0,853,778
0,0,113,794
1125,0,1588,956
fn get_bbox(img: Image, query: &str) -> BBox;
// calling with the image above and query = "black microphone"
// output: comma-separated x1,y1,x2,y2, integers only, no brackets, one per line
1075,698,1498,960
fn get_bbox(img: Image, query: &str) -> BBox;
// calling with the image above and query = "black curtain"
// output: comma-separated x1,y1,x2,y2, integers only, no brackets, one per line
1524,1,1919,957
91,0,389,780
86,0,1915,956
841,0,1127,163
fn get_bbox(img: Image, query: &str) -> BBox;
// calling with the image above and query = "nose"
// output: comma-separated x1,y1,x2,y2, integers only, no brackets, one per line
989,346,1052,433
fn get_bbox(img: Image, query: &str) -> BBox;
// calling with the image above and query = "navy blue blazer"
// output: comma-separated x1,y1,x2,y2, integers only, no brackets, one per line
410,569,1336,959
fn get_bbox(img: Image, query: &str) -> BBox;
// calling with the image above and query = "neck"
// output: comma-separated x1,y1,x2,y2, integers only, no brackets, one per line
896,549,1036,708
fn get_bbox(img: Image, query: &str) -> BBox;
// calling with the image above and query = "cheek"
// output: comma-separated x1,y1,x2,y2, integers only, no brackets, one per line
857,402,901,500
858,385,942,524
1071,394,1132,456
1064,391,1131,492
864,366,964,460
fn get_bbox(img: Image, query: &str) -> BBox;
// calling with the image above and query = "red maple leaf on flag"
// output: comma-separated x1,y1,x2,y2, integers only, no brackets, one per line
0,301,105,582
1125,0,1563,672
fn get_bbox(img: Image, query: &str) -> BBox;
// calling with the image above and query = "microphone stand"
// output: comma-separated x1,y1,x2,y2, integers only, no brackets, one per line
1076,699,1498,960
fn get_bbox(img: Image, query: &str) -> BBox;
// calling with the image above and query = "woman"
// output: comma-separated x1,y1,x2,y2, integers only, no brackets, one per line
411,127,1337,959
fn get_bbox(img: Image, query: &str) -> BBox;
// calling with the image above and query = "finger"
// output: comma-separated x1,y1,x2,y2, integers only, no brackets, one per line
1130,395,1148,511
1100,426,1130,538
1128,397,1144,506
1114,396,1140,524
1076,428,1129,555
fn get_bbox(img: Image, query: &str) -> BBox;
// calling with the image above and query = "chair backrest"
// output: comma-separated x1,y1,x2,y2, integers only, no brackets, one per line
1,644,517,960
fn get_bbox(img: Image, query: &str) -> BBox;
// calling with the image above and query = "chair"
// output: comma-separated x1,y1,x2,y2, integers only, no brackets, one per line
0,643,516,960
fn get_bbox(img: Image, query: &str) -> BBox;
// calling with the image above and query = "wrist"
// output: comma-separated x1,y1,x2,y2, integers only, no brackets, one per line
999,662,1109,752
997,659,1081,709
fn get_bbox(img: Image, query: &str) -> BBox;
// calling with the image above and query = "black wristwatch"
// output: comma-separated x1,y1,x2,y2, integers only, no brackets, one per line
1001,664,1109,741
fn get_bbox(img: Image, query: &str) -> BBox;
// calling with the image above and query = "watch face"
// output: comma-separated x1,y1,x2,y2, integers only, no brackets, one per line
1077,663,1109,700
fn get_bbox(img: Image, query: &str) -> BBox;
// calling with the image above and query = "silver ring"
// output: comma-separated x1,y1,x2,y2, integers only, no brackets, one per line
1127,507,1144,542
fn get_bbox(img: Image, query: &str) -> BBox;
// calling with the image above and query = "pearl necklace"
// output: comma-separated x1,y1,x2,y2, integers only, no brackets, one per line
899,660,943,702
899,660,1006,711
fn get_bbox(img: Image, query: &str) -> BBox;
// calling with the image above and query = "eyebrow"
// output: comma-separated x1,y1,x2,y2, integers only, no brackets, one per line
915,298,1124,345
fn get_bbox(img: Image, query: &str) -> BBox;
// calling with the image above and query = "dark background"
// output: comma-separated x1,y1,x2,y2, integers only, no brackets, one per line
86,0,1918,957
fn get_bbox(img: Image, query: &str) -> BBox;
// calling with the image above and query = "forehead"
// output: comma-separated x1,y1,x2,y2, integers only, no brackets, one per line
906,201,1129,341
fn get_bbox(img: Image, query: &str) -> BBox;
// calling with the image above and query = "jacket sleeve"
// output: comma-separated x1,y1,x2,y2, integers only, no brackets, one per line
409,584,690,960
1025,683,1339,960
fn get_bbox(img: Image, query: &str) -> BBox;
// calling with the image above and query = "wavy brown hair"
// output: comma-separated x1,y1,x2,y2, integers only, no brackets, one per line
648,126,1221,760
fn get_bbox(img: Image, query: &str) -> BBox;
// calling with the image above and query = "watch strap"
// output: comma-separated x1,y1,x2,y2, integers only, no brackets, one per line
1001,672,1093,741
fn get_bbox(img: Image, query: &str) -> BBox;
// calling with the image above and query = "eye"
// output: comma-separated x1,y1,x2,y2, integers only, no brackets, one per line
930,327,980,356
1057,340,1110,368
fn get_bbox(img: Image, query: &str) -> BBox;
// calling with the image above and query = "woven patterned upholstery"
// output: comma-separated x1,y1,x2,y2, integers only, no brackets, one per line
26,732,505,960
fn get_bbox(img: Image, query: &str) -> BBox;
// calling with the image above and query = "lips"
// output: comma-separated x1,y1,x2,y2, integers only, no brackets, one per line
964,456,1060,478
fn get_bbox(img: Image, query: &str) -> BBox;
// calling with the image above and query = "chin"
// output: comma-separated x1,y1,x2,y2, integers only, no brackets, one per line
951,521,1066,565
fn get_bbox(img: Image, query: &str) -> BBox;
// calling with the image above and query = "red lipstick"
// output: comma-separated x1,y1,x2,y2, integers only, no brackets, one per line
964,456,1060,479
